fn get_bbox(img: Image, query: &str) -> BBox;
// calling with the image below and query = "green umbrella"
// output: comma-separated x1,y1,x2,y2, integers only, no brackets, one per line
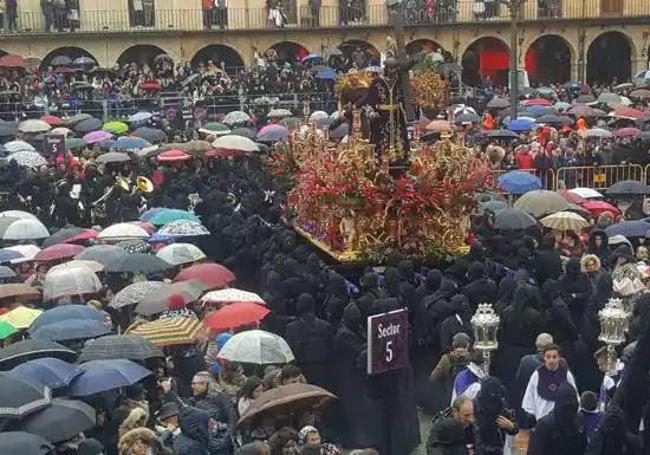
199,122,230,136
102,121,129,135
279,117,300,128
149,209,200,226
0,320,18,340
65,138,86,150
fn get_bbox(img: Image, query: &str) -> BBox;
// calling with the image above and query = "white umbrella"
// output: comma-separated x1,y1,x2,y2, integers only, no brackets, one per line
2,218,49,240
155,243,206,266
4,140,35,153
98,223,149,241
201,288,265,306
212,135,259,153
581,128,613,139
49,260,104,274
0,210,39,220
222,111,251,126
267,108,292,118
43,265,102,301
18,119,51,133
50,127,73,137
7,151,48,168
5,244,41,263
218,330,294,365
569,187,603,199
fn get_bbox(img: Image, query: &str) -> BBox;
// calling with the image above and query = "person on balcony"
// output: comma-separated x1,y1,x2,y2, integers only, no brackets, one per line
310,0,320,26
5,0,16,32
202,0,214,28
66,0,79,32
142,0,154,27
215,0,227,29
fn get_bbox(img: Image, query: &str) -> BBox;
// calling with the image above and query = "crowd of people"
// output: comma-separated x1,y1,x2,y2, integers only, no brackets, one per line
1,46,650,455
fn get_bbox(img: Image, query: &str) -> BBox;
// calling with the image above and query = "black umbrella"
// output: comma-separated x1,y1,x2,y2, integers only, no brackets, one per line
486,97,510,109
0,372,52,419
75,244,128,267
486,129,519,140
135,280,208,316
0,122,18,137
494,208,537,230
455,112,480,124
606,180,650,197
63,113,92,127
230,127,257,140
134,127,167,144
50,56,72,67
41,227,87,248
0,432,53,454
0,339,77,370
19,398,96,443
73,118,102,135
78,335,163,362
105,253,171,274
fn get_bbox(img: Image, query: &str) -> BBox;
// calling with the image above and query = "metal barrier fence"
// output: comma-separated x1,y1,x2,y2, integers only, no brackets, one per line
3,0,650,35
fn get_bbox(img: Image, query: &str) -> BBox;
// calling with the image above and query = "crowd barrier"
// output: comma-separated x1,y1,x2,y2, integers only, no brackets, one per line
491,164,649,193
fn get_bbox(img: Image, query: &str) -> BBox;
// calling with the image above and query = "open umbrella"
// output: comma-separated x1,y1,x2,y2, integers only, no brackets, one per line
147,209,199,226
580,200,620,218
0,265,18,282
497,171,542,194
198,122,231,136
41,115,63,127
10,359,82,390
257,124,289,143
105,253,170,274
42,227,96,248
581,128,614,139
125,317,202,346
230,127,257,140
486,97,510,109
514,190,571,218
31,306,106,333
68,359,152,397
203,302,270,332
218,330,293,365
102,121,128,135
19,119,51,134
135,280,207,316
83,130,112,145
521,97,552,107
6,151,48,168
569,187,603,199
156,243,206,266
494,208,537,230
34,244,85,262
610,106,645,120
606,180,650,197
42,265,102,301
30,319,111,342
78,335,163,362
536,115,573,126
51,55,72,66
0,372,52,418
0,283,39,300
605,220,650,238
477,200,508,214
153,220,210,239
0,306,42,329
174,263,235,289
201,288,265,307
486,129,518,140
267,109,293,119
540,211,590,232
222,111,251,126
507,118,535,132
4,140,36,153
116,239,151,254
95,151,131,164
133,126,167,143
0,432,53,453
0,54,25,68
238,383,336,424
0,339,76,370
157,149,192,162
75,244,128,266
73,118,103,135
0,248,25,263
128,111,153,123
98,223,149,241
108,281,165,310
20,398,96,443
0,320,18,339
212,135,260,153
615,127,641,139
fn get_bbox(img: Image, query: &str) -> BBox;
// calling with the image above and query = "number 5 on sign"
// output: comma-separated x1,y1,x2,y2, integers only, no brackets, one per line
367,308,409,375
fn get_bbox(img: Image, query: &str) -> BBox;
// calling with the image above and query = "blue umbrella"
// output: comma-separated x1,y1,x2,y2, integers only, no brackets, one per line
316,67,337,80
10,358,82,390
140,207,166,222
0,248,23,263
30,319,112,342
68,359,152,397
605,220,650,238
301,53,323,64
497,170,542,195
114,137,151,152
507,118,535,132
524,105,556,116
31,306,107,333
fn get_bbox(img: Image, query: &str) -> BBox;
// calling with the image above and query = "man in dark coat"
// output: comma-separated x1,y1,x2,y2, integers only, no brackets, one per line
527,383,586,455
173,406,211,455
427,395,475,455
461,261,497,309
285,293,333,390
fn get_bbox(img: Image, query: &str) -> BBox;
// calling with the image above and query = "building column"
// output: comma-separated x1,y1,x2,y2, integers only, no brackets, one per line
576,28,586,83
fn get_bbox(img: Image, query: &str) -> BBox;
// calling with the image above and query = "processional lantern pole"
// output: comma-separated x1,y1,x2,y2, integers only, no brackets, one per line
598,297,630,373
471,303,500,375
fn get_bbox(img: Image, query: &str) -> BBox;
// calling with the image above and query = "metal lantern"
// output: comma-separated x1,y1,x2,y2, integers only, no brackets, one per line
471,303,500,374
598,297,630,372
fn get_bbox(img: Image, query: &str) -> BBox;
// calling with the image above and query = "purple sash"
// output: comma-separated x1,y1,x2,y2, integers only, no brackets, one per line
454,368,479,397
536,363,568,402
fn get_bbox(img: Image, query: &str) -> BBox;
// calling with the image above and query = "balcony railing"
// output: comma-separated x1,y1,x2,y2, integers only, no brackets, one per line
3,1,649,35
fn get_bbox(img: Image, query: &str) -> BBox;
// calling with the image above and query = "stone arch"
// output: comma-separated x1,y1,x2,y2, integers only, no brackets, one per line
460,36,510,87
337,40,381,67
525,34,574,85
117,44,170,68
587,31,634,85
40,46,96,70
268,41,309,64
191,45,245,73
406,39,445,58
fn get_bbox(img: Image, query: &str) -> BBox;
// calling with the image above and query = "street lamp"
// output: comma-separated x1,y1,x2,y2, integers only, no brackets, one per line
471,303,500,374
598,297,629,373
502,0,524,120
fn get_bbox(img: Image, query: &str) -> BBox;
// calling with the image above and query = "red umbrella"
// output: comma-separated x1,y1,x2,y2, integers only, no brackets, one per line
610,106,645,120
174,263,235,289
157,149,192,162
522,98,552,107
41,115,64,127
63,229,98,244
34,244,85,262
203,302,270,332
580,200,621,219
614,127,641,139
557,190,586,205
140,81,161,91
0,54,25,68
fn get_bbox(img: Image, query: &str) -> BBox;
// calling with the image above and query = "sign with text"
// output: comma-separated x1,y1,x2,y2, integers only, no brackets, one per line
367,308,409,375
45,134,65,160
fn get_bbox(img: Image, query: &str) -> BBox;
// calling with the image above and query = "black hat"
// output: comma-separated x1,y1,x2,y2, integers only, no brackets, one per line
77,438,104,455
156,402,180,421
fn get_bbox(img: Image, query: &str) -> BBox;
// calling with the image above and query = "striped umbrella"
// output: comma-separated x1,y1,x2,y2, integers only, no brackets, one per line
125,317,202,346
540,211,590,232
201,288,265,306
108,281,165,309
78,335,163,362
